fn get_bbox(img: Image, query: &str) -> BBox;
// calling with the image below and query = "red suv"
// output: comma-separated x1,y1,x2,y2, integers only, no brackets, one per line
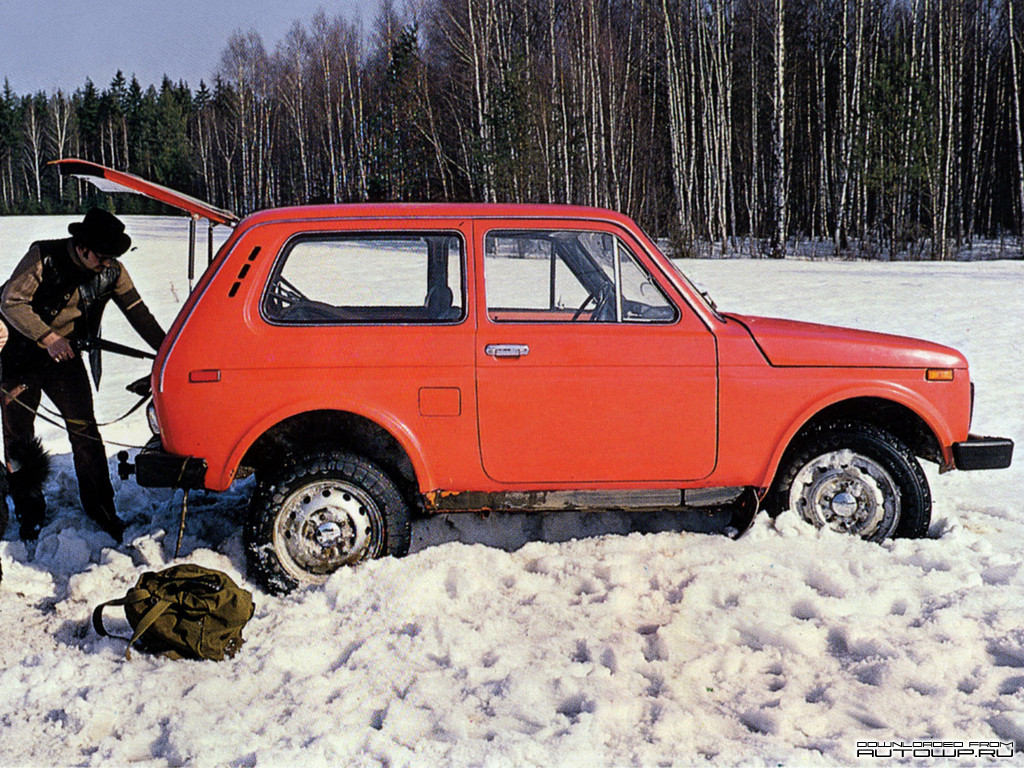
58,161,1014,593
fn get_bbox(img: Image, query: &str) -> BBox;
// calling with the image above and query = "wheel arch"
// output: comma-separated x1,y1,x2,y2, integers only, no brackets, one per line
234,407,427,512
764,392,949,489
797,397,943,462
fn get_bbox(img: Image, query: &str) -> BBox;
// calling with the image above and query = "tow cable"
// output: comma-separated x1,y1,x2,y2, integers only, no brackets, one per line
1,335,157,445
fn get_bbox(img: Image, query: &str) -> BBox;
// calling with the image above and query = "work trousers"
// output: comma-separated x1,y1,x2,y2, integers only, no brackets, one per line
1,356,116,531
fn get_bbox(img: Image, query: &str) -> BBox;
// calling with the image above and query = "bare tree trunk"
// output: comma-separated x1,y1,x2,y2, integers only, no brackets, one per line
722,1,737,251
833,0,866,254
662,0,695,244
196,108,212,199
107,117,117,169
279,23,311,203
749,6,761,253
24,98,44,204
965,2,994,248
896,0,924,254
695,0,732,248
542,0,557,201
315,19,339,202
468,0,495,201
932,1,962,260
768,0,786,258
47,90,75,202
1011,0,1024,247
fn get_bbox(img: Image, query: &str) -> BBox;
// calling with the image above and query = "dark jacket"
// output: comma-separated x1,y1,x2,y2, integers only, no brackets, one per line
0,238,164,373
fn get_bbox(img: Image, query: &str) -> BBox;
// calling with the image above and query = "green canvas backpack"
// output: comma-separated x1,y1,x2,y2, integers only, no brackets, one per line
93,564,255,660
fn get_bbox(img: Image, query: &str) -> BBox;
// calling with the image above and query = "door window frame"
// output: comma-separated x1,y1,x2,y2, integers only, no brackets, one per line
479,222,682,326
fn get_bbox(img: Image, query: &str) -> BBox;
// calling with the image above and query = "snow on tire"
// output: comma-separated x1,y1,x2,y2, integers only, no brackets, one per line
767,420,931,542
245,451,411,594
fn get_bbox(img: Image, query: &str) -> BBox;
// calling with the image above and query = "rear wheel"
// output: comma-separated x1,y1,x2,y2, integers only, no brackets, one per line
245,451,411,594
767,421,931,541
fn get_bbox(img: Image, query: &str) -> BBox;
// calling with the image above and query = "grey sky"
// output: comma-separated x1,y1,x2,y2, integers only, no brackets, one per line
0,0,382,95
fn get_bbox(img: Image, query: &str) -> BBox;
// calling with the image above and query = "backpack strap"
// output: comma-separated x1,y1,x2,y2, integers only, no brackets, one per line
92,590,172,660
123,598,174,660
92,593,147,640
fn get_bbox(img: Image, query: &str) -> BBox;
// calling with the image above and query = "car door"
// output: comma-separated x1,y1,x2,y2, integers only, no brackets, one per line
474,220,718,484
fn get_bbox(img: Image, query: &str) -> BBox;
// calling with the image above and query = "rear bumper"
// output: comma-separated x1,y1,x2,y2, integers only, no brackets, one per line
952,435,1014,470
118,440,208,489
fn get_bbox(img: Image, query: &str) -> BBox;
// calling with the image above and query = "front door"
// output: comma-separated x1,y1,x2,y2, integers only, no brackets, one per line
475,222,718,484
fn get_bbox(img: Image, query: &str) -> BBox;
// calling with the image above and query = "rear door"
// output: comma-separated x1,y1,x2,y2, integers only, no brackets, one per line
474,220,718,484
52,158,237,224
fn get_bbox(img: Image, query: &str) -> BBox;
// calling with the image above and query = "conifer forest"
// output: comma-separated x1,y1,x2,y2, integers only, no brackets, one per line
2,0,1024,258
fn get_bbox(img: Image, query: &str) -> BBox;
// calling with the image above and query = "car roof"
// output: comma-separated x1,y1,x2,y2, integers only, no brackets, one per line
235,202,637,229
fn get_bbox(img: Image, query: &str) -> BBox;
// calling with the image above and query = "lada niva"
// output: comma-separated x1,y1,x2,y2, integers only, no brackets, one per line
57,161,1015,594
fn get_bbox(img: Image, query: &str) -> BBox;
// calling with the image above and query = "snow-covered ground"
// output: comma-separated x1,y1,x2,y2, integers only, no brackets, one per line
0,215,1022,767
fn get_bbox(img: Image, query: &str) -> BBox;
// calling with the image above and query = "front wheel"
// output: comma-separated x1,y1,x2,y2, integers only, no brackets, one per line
245,451,411,594
767,421,931,542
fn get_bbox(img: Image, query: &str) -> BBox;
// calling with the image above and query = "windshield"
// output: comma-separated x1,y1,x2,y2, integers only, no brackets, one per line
644,241,723,319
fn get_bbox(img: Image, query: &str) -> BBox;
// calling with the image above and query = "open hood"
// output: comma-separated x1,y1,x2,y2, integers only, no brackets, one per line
51,158,237,225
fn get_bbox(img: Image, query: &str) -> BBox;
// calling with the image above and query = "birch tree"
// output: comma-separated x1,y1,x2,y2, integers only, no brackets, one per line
23,94,45,204
661,0,696,245
1010,0,1024,245
276,22,312,203
47,89,75,201
768,0,786,257
833,0,867,252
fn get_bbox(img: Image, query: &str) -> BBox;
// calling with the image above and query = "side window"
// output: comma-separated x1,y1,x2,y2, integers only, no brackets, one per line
484,230,676,323
264,233,464,324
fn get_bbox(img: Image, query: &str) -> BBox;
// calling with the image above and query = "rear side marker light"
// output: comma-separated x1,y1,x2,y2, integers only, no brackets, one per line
926,369,954,382
146,402,160,435
189,369,221,383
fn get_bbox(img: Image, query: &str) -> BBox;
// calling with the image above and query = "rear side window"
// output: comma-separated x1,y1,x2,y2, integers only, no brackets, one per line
263,233,464,324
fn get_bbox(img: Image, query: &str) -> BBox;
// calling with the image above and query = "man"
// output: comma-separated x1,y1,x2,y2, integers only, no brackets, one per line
0,208,165,542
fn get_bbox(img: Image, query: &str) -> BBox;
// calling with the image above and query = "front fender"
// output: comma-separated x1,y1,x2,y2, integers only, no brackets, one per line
757,380,963,489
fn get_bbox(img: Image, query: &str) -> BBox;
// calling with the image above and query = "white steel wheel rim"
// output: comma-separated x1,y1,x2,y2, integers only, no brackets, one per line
273,480,382,582
789,449,900,539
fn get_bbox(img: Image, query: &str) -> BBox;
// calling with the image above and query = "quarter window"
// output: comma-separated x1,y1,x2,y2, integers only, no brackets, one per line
264,233,464,324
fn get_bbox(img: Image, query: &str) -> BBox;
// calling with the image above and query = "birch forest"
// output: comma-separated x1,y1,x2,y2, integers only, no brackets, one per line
2,0,1024,258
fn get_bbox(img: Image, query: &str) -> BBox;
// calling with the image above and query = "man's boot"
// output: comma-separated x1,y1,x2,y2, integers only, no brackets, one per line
92,503,125,543
13,489,45,541
7,438,51,541
0,466,8,539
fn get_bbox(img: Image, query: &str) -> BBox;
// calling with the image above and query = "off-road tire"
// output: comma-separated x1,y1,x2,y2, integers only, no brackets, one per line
767,420,931,541
245,451,411,594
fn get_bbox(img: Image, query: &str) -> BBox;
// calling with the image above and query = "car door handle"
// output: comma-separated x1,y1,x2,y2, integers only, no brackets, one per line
485,344,530,359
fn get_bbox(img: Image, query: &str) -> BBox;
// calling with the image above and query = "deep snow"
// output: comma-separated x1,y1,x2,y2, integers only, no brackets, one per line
0,216,1021,767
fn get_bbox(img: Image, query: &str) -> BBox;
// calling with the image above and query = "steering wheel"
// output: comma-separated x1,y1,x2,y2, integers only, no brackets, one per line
571,292,596,321
589,284,616,322
571,284,617,322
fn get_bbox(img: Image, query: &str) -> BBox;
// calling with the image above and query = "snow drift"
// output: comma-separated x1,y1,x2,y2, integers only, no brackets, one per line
0,216,1021,767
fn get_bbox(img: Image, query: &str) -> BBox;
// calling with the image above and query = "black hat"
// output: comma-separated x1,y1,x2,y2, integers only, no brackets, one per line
68,208,131,257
